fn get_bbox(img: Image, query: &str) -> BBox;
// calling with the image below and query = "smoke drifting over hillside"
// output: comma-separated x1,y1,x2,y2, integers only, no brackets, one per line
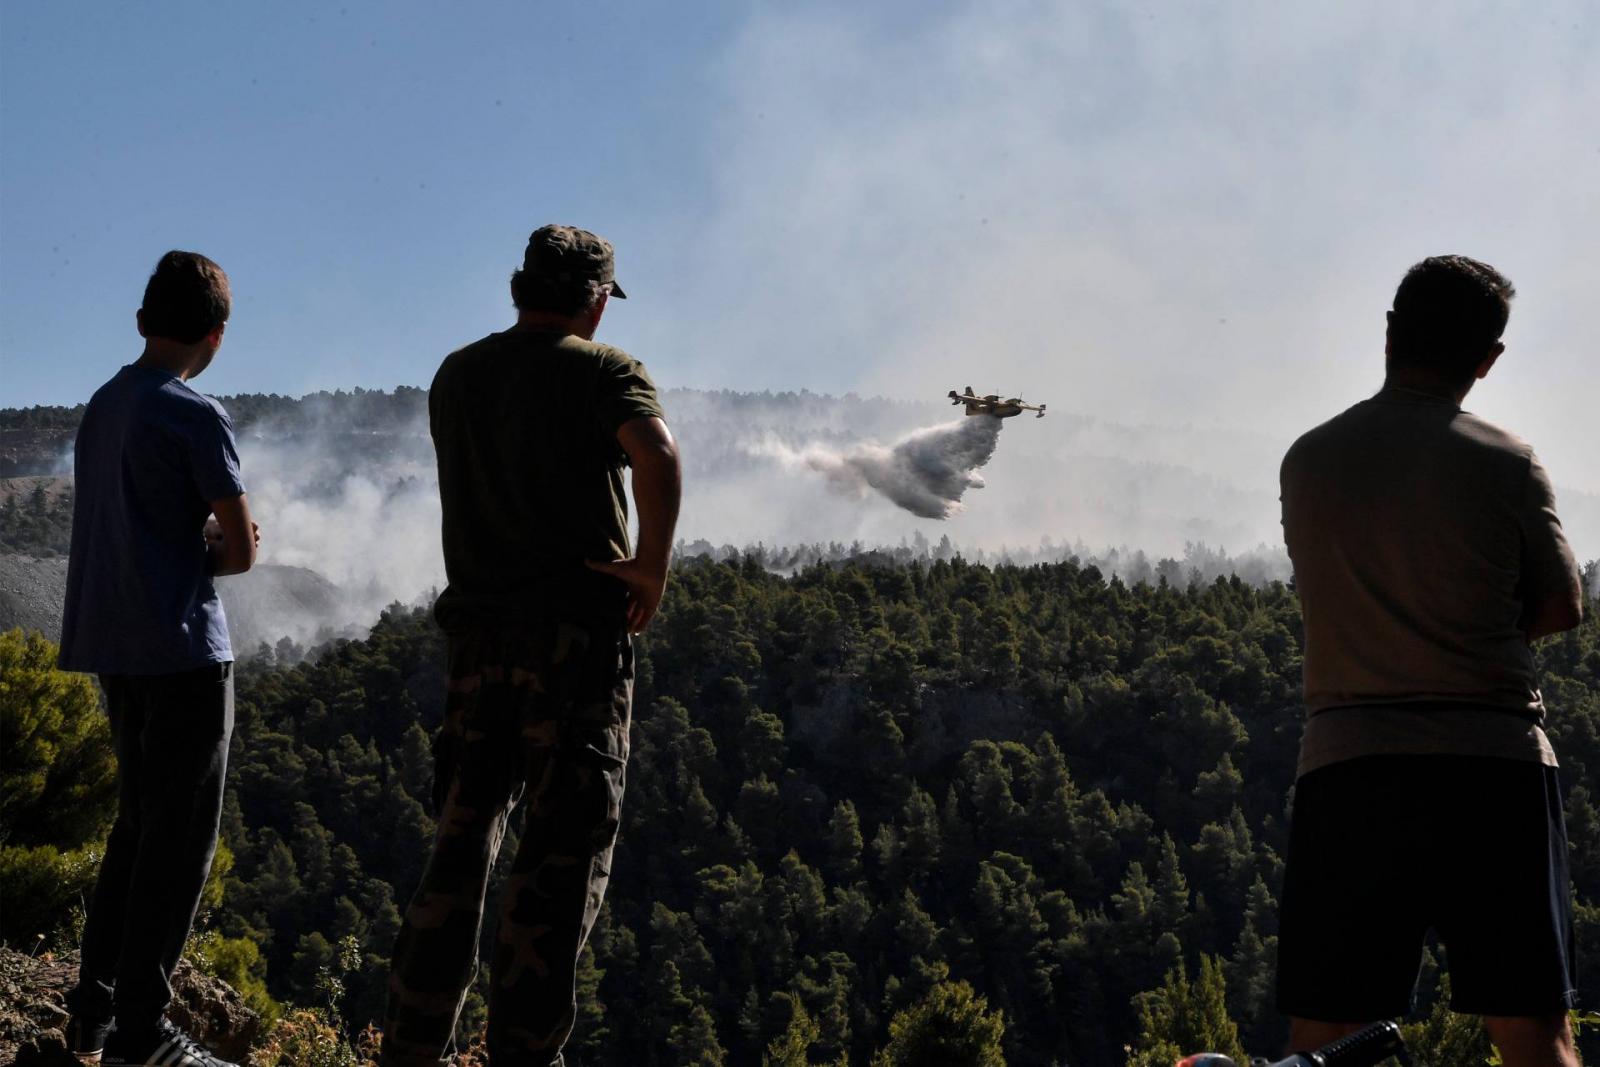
219,388,1600,654
8,385,1596,656
229,418,443,650
202,388,1310,649
753,417,1002,519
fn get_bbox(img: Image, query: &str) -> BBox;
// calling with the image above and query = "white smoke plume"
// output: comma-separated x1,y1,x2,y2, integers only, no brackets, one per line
57,386,1586,659
225,417,445,652
752,416,1003,520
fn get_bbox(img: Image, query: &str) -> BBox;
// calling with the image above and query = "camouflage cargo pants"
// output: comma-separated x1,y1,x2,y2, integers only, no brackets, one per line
383,619,633,1067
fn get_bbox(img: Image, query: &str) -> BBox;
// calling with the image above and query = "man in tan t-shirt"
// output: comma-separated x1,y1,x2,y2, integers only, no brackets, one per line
383,225,681,1067
1276,255,1585,1067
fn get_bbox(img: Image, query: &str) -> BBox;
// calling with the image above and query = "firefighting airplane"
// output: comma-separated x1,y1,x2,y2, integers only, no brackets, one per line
948,387,1047,419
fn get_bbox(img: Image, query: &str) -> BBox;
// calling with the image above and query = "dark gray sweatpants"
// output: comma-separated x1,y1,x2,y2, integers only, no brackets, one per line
66,664,234,1031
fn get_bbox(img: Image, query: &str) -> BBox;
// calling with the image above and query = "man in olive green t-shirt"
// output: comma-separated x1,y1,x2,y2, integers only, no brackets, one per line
384,225,681,1067
1276,256,1585,1067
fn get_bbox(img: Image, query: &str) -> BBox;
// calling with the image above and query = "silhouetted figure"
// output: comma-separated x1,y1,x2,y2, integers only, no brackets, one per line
60,251,259,1067
382,225,681,1067
1277,256,1584,1067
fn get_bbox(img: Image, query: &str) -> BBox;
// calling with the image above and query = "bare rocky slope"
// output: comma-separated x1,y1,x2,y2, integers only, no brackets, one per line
0,557,66,642
0,555,344,655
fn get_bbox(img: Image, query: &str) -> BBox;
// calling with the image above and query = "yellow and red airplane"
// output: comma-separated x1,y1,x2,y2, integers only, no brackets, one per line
948,387,1047,419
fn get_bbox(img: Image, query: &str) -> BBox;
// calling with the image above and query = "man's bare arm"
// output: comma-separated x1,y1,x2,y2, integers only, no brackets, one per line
206,494,258,577
1519,455,1583,641
1524,586,1584,641
586,417,681,633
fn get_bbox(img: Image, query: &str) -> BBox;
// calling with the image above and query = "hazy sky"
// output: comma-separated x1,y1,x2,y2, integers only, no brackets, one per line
3,1,1596,493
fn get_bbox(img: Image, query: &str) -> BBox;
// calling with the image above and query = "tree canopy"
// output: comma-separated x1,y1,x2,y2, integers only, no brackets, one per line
4,553,1598,1065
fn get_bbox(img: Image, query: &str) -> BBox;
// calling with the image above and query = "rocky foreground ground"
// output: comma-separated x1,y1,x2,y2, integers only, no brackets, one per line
0,948,259,1066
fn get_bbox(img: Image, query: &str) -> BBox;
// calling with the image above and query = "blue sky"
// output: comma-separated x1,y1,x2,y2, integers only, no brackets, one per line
3,1,1597,494
1,1,738,402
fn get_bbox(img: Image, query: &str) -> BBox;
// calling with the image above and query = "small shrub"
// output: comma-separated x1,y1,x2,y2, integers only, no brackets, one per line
248,1010,369,1067
186,928,282,1027
0,842,101,947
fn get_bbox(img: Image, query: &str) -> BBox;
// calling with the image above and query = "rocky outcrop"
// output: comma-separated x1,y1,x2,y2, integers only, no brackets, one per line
0,949,72,1066
0,434,74,479
0,948,261,1066
166,960,264,1063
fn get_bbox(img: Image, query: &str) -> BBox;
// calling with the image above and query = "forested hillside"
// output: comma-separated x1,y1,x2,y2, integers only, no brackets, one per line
6,555,1599,1064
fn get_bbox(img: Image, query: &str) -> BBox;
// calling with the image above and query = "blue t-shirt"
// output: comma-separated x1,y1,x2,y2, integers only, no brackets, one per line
59,365,246,674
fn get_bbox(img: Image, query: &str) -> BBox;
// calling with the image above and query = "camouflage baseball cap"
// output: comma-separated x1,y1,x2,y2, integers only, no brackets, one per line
520,224,627,299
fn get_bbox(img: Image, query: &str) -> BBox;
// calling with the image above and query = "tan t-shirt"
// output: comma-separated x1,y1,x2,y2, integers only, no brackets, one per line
1280,386,1579,776
429,329,665,629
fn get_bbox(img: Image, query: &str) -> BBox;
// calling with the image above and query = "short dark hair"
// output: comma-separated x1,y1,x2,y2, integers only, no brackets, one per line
141,251,231,344
509,269,606,317
1388,255,1515,383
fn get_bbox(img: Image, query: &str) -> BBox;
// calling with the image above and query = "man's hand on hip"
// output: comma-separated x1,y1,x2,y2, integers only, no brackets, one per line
586,557,667,634
605,416,681,635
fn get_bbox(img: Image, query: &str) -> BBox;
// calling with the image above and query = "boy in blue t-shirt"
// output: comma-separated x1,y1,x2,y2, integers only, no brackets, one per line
61,251,259,1067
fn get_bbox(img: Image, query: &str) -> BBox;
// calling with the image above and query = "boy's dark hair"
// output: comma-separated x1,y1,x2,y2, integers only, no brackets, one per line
141,251,231,344
1388,255,1515,383
509,270,606,318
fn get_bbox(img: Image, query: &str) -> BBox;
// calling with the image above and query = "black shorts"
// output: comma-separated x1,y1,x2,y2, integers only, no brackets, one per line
1276,754,1576,1020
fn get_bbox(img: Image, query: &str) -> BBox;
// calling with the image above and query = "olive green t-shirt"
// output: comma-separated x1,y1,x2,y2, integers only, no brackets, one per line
1280,386,1579,776
429,328,665,628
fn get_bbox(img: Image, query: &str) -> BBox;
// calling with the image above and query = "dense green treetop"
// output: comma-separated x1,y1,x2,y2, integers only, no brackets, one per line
4,555,1598,1065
